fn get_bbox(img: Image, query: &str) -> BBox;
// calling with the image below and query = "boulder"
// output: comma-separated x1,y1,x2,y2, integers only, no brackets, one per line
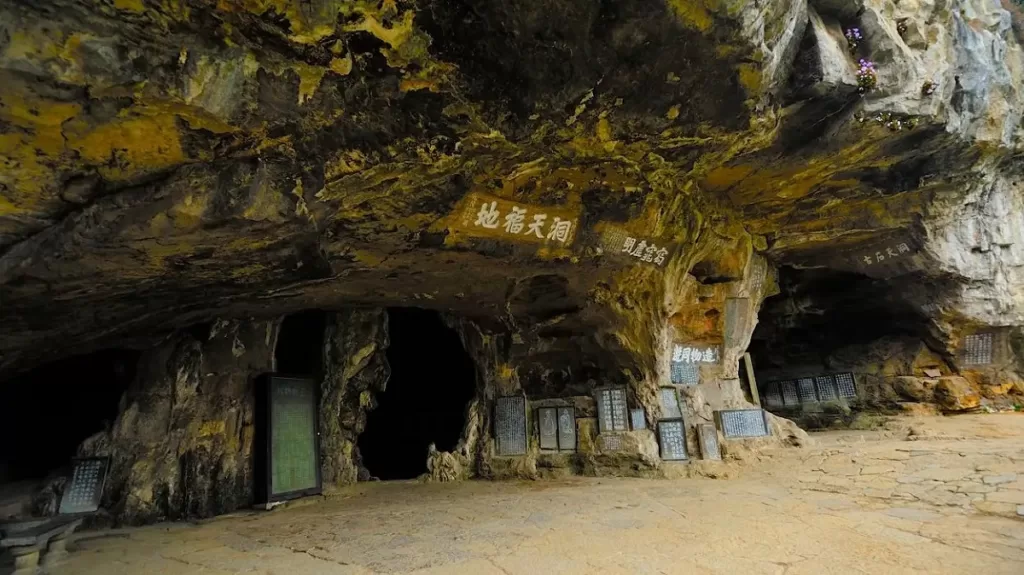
933,376,982,411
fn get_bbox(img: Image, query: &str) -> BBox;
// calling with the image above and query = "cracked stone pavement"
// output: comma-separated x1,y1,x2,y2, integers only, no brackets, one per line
44,414,1024,574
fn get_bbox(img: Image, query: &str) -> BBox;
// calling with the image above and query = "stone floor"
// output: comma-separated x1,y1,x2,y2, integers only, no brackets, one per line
38,414,1024,574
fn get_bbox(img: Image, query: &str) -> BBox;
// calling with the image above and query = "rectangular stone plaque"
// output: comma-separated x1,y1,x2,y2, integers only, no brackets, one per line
671,362,700,386
495,396,527,455
797,378,817,404
596,387,629,432
717,409,771,438
630,408,647,430
762,382,783,407
658,420,688,461
815,375,838,401
268,377,320,498
698,423,721,461
962,333,994,365
660,387,682,419
781,380,799,405
749,256,766,296
557,407,576,451
538,407,559,451
835,372,857,398
59,458,108,515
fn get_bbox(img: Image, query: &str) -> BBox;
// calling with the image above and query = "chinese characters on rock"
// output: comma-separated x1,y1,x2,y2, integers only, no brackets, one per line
860,242,911,266
621,236,669,266
671,344,719,364
473,200,574,243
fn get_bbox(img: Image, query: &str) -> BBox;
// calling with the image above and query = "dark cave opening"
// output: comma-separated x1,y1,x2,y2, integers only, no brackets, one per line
0,349,139,485
275,310,328,376
749,267,930,383
358,308,477,480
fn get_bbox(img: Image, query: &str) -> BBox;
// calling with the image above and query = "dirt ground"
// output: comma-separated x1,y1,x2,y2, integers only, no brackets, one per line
42,414,1024,574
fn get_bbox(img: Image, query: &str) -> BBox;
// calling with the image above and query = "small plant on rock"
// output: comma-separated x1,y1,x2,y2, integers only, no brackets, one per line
845,27,863,52
921,80,937,96
856,59,878,93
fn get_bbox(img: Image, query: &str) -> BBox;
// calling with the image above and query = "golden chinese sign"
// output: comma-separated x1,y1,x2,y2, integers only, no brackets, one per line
445,192,579,247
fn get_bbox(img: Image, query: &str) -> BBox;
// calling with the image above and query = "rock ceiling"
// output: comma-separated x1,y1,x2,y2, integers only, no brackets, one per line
0,0,1022,376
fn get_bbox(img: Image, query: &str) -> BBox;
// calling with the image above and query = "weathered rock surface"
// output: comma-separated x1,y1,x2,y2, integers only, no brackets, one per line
1,0,1024,524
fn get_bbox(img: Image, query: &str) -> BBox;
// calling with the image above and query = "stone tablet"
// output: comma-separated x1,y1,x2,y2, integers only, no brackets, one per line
630,408,647,430
835,372,857,398
781,380,799,406
557,407,576,451
797,378,817,404
538,407,559,451
659,387,683,419
762,382,783,408
658,420,688,461
58,458,108,515
269,377,319,498
815,375,838,401
717,409,771,438
495,396,527,455
671,362,700,386
596,387,629,432
962,333,994,365
698,423,721,460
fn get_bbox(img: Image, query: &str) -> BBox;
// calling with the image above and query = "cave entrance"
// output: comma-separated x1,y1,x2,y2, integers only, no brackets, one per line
0,349,139,515
358,308,476,480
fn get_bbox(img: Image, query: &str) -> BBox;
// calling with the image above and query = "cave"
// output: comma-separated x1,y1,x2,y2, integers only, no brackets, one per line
275,310,328,376
0,350,139,485
357,308,477,480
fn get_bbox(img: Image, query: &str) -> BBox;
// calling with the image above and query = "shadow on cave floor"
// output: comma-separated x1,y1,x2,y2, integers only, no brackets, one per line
357,308,476,480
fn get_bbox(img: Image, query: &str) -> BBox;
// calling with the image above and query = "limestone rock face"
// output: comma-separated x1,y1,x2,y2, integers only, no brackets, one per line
1,0,1024,523
77,318,278,524
934,375,983,411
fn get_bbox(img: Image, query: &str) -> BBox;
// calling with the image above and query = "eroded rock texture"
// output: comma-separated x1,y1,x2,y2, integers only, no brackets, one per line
1,0,1024,522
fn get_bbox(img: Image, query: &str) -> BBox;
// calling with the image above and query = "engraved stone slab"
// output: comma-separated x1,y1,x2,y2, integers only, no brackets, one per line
962,333,994,365
495,396,527,456
717,409,771,438
538,407,559,451
780,380,799,406
597,387,629,432
601,433,623,451
815,375,838,401
762,382,783,408
698,423,721,461
797,378,817,404
630,408,647,430
658,420,688,461
835,372,857,398
59,458,108,515
672,343,720,364
557,407,576,451
659,388,682,419
671,362,700,386
749,256,766,296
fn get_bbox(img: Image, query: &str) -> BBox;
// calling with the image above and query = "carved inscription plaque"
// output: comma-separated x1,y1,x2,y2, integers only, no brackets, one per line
781,380,799,405
718,409,771,438
630,408,647,430
835,372,857,398
660,387,683,419
814,375,838,401
797,378,817,404
658,420,688,461
762,382,783,408
597,387,629,432
59,458,109,515
495,396,527,456
962,333,995,365
698,423,721,461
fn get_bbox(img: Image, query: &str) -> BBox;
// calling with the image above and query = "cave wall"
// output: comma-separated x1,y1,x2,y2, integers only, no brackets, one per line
78,318,279,524
319,308,390,487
